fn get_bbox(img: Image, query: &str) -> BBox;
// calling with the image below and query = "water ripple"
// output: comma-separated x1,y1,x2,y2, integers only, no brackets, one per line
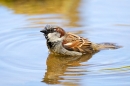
0,28,47,75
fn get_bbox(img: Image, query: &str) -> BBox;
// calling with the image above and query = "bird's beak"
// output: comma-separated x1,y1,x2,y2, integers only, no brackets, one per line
40,29,46,33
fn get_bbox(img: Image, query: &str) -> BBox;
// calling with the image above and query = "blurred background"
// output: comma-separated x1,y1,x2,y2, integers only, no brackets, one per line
0,0,130,86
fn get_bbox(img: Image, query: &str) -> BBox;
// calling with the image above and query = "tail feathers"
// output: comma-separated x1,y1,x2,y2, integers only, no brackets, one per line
92,42,122,51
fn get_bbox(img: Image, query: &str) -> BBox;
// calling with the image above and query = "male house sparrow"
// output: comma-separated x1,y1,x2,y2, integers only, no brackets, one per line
40,25,121,56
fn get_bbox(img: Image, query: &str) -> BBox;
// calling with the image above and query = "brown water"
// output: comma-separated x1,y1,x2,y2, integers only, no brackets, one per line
0,0,130,86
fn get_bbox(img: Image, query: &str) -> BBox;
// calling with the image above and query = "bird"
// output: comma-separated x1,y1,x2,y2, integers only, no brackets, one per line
40,25,121,56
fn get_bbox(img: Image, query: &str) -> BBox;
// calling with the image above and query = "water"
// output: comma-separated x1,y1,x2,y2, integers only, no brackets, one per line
0,0,130,86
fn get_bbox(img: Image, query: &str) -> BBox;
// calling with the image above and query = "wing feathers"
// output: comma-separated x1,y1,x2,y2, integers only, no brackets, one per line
63,33,94,53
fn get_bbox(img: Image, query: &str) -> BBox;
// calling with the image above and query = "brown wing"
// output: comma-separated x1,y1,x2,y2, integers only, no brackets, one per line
62,33,94,53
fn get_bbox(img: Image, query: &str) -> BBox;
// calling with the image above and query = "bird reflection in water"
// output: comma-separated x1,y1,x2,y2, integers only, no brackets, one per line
42,53,96,85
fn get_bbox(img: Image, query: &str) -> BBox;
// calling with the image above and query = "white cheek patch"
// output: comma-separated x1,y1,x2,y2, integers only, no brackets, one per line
48,32,60,38
48,33,54,38
47,32,63,42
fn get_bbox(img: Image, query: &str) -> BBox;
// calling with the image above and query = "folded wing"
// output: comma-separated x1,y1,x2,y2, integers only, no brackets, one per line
62,33,94,54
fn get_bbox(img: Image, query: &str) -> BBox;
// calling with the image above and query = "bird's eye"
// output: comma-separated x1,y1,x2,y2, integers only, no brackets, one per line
53,28,57,31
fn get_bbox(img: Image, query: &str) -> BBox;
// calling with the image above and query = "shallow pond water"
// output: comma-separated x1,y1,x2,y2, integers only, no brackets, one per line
0,0,130,86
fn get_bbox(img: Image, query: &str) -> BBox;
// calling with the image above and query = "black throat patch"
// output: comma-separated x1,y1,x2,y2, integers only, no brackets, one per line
46,40,60,49
47,41,57,49
47,41,53,48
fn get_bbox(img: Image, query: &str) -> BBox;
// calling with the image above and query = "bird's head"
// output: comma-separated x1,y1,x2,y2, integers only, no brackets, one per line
40,25,66,42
